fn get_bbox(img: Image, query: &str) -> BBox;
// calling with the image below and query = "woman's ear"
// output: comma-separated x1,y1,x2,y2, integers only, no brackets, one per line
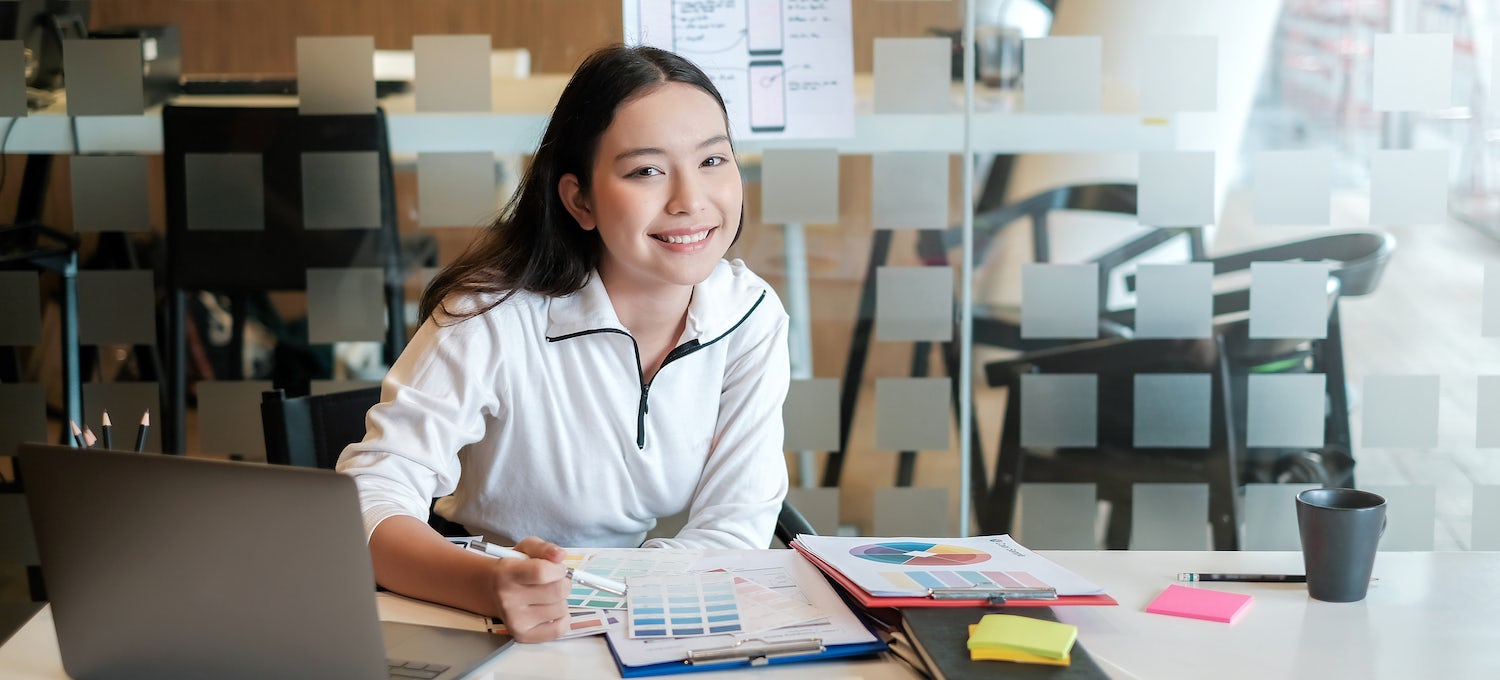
558,174,596,231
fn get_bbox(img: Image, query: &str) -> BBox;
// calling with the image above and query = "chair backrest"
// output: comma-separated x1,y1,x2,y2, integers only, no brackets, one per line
260,387,380,470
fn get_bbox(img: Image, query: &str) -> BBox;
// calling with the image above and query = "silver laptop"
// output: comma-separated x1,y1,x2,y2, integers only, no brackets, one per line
19,444,513,680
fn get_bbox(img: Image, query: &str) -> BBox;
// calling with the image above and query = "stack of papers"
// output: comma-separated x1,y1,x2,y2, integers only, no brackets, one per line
966,614,1077,666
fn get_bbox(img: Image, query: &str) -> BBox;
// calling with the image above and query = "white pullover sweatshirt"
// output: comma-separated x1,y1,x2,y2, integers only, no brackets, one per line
336,259,790,550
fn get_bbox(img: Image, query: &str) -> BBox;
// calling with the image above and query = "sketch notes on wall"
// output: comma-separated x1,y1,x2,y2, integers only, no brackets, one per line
624,0,855,141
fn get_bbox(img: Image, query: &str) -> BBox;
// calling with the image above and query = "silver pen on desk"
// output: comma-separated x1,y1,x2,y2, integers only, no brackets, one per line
467,539,629,596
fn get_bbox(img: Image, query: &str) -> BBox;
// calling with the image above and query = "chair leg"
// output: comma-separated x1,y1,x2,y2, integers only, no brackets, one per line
1208,336,1241,550
982,369,1026,535
165,288,187,454
821,230,892,487
895,340,932,487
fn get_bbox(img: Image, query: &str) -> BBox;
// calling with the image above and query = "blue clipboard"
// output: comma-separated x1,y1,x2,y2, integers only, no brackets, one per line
605,634,888,677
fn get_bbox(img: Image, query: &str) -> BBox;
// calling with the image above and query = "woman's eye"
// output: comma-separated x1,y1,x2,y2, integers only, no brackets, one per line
703,156,727,167
632,167,662,177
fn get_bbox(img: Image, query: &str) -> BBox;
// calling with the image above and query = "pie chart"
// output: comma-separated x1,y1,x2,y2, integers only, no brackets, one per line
849,542,990,566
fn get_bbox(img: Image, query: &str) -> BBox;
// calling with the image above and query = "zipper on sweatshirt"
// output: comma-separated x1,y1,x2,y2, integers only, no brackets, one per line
547,291,769,449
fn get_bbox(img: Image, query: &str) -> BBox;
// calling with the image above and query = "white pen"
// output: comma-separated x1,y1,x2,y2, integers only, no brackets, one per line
467,539,629,596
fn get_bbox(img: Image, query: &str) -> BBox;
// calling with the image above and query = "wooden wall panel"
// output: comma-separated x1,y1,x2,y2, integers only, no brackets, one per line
89,0,962,75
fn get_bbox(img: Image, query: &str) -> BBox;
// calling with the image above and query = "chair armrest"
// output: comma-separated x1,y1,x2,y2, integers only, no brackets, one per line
774,500,816,543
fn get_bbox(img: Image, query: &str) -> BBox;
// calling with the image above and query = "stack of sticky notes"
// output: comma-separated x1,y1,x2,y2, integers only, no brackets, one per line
966,613,1078,666
1145,584,1253,624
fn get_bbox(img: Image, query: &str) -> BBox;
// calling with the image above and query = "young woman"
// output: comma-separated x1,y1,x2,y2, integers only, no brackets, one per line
335,45,790,642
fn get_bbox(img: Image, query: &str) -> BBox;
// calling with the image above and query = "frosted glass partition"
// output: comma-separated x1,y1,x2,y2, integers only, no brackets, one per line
1246,374,1326,448
1364,485,1436,551
1138,151,1214,227
872,486,948,537
785,486,841,537
1474,485,1500,550
413,35,492,113
185,153,264,231
71,155,151,233
761,149,839,224
1478,376,1500,448
81,382,160,453
0,272,42,346
197,380,274,460
1372,33,1452,111
1129,483,1211,550
1016,483,1096,550
0,383,47,458
302,152,382,230
1019,374,1097,448
1022,36,1101,112
61,39,143,116
871,38,951,114
1253,150,1332,226
296,36,377,115
1133,264,1212,338
875,378,950,452
1249,262,1329,339
871,152,949,230
782,378,839,452
1370,149,1448,226
417,152,498,228
1139,36,1217,113
1021,263,1098,339
875,266,952,342
77,270,157,346
1241,483,1317,551
307,268,387,344
0,40,24,117
1133,374,1212,448
1361,376,1440,449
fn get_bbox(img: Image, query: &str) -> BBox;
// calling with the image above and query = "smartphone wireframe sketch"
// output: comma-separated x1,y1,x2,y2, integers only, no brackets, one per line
748,60,786,133
746,0,784,55
637,0,675,49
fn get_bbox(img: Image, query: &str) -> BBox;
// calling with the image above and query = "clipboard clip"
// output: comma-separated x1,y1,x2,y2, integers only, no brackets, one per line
926,586,1057,605
685,637,827,667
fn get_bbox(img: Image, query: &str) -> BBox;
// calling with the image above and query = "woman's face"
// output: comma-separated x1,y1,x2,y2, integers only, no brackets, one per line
559,81,742,298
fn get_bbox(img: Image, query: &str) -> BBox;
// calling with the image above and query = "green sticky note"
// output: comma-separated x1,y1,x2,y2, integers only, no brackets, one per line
966,613,1078,660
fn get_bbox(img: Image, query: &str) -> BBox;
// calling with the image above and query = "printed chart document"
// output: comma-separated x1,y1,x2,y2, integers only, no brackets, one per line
792,535,1111,605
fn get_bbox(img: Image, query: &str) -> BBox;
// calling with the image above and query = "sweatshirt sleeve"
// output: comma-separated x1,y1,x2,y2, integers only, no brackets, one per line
334,307,503,541
643,292,791,549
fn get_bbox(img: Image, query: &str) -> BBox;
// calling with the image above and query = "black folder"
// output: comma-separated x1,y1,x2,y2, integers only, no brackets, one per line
898,607,1109,680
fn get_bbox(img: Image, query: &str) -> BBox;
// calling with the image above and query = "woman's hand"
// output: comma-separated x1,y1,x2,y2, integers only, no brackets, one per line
484,536,571,642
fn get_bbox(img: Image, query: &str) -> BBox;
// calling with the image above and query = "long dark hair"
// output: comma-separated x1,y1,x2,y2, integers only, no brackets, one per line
419,44,731,324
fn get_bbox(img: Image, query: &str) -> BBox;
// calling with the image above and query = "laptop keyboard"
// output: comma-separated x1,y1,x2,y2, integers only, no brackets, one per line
387,659,451,679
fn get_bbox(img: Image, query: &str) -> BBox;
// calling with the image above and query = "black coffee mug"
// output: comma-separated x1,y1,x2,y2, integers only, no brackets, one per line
1296,488,1386,602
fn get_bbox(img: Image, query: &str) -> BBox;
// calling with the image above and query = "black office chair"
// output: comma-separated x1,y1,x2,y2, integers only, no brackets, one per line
162,104,410,455
260,388,816,544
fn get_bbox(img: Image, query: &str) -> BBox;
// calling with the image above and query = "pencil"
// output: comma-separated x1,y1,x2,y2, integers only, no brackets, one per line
69,420,84,448
1177,573,1305,583
135,409,150,453
101,410,113,450
82,426,98,448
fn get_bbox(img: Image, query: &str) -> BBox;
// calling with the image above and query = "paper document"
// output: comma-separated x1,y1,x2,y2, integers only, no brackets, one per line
792,534,1106,597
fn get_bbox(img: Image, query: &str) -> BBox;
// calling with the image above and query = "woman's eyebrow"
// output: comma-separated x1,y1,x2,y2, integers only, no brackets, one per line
613,135,731,164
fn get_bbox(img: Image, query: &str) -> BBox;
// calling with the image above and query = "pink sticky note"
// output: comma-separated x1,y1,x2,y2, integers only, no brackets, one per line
1145,584,1253,624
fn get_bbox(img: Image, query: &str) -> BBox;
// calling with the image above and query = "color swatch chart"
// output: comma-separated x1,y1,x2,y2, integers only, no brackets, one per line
627,573,743,638
564,549,701,609
880,569,1051,592
731,574,827,635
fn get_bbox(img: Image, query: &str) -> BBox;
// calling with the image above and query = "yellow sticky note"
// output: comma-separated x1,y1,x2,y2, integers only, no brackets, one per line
967,625,1071,666
966,613,1078,659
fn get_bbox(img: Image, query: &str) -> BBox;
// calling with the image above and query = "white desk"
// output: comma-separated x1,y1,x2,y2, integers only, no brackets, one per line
3,550,1496,679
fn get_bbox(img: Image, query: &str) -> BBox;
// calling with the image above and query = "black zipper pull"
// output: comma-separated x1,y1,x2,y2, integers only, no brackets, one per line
636,382,650,448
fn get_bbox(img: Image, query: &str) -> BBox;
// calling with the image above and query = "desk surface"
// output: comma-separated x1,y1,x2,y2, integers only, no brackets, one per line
7,549,1493,679
7,74,1176,155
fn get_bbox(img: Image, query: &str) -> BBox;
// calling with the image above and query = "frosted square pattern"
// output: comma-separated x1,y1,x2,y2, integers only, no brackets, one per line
1138,151,1214,227
1020,374,1097,448
872,38,951,114
1246,374,1326,448
1023,36,1101,113
62,39,143,115
1242,483,1317,550
1479,377,1500,448
761,149,839,224
1474,485,1500,550
0,272,41,345
302,152,381,229
1373,33,1452,111
297,36,376,115
1133,374,1212,448
1362,376,1440,449
1249,261,1329,339
78,270,156,346
1139,36,1216,113
82,382,160,453
1484,264,1500,337
0,383,46,460
1364,485,1435,551
197,380,273,460
871,152,949,230
0,41,26,116
783,378,838,452
418,153,497,228
1253,150,1332,226
876,266,952,342
873,487,948,537
71,155,151,232
785,487,840,537
307,268,386,343
1016,483,1096,550
1130,483,1210,550
185,153,264,231
1370,150,1448,225
1134,263,1211,338
414,35,492,112
1021,263,1097,339
875,377,950,452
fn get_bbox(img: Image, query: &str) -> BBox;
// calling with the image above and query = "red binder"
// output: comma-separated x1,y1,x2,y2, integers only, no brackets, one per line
791,542,1118,609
